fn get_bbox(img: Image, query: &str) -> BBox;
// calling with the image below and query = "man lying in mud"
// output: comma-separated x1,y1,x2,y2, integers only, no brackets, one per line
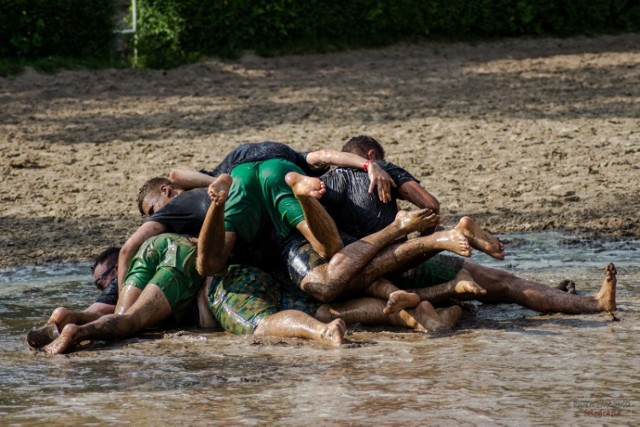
168,137,616,318
27,247,121,348
197,175,465,334
118,141,395,300
197,168,616,341
42,234,204,355
300,135,618,316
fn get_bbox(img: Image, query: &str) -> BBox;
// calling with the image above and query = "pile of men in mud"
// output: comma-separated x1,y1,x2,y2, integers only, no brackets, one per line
28,136,618,354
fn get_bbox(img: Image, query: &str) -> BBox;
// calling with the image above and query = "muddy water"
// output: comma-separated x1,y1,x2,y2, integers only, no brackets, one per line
1,232,638,425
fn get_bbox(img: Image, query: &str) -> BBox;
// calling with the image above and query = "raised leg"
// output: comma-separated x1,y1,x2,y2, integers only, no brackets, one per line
301,209,440,302
286,172,344,259
454,216,505,260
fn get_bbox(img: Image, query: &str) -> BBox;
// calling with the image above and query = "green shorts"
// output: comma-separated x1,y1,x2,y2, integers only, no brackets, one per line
207,264,281,335
123,233,203,321
224,159,305,242
392,254,465,289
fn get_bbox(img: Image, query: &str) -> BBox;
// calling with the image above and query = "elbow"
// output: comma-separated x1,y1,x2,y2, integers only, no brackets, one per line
431,200,441,215
168,169,179,183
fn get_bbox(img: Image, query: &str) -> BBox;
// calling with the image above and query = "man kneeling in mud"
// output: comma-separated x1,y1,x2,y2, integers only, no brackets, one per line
43,234,203,355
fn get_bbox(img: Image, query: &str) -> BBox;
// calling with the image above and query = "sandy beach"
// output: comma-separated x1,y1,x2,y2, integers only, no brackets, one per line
1,34,638,268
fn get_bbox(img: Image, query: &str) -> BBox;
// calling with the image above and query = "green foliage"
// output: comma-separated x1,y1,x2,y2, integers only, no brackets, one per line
0,0,116,60
132,0,640,68
1,0,638,71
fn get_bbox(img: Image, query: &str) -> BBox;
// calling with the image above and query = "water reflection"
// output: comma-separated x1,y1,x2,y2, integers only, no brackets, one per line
0,232,638,424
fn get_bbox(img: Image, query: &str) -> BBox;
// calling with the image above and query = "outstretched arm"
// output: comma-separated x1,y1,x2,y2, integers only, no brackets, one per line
169,169,215,190
306,149,396,203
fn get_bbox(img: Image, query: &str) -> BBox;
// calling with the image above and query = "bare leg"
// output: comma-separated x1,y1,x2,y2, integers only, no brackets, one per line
318,298,452,333
27,308,104,348
197,174,233,276
43,284,172,355
459,261,617,314
410,269,487,305
363,278,421,314
254,310,346,347
353,230,473,289
286,172,344,259
115,285,142,315
454,216,505,260
301,209,440,302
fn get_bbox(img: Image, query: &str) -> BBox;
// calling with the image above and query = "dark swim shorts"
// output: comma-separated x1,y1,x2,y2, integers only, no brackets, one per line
279,231,357,287
391,254,465,289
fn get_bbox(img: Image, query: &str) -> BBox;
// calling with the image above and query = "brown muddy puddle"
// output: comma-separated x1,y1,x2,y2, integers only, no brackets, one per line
1,232,638,424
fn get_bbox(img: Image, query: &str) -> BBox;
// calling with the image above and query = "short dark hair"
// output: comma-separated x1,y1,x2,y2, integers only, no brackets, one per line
136,177,172,216
91,246,121,273
341,135,385,160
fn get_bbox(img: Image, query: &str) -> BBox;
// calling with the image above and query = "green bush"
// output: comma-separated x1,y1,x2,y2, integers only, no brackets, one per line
133,0,640,68
1,0,638,69
0,0,116,60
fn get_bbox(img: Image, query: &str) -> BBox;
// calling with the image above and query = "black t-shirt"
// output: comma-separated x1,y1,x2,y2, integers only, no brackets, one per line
203,141,327,177
146,188,211,236
320,162,418,239
94,277,118,306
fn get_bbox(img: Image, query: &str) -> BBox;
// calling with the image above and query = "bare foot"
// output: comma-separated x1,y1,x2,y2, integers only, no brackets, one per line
401,302,450,333
436,306,463,328
455,216,505,260
453,269,486,295
383,290,421,314
319,319,347,347
432,229,472,257
595,263,617,312
27,323,60,348
285,172,326,199
43,324,78,355
208,174,232,206
395,209,440,234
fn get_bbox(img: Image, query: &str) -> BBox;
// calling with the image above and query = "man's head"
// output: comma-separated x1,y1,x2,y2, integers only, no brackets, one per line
137,177,180,217
341,135,385,161
91,246,120,291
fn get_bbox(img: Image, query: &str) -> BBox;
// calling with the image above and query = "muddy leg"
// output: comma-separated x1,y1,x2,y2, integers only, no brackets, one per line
254,310,346,347
455,216,505,260
302,209,441,302
286,172,344,258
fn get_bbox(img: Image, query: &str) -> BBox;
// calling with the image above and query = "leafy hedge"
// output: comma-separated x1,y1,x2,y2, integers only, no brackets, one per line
0,0,116,60
1,0,638,68
134,0,640,68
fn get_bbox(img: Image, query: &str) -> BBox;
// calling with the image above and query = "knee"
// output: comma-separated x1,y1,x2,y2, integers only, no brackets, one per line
51,307,71,323
301,283,337,304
